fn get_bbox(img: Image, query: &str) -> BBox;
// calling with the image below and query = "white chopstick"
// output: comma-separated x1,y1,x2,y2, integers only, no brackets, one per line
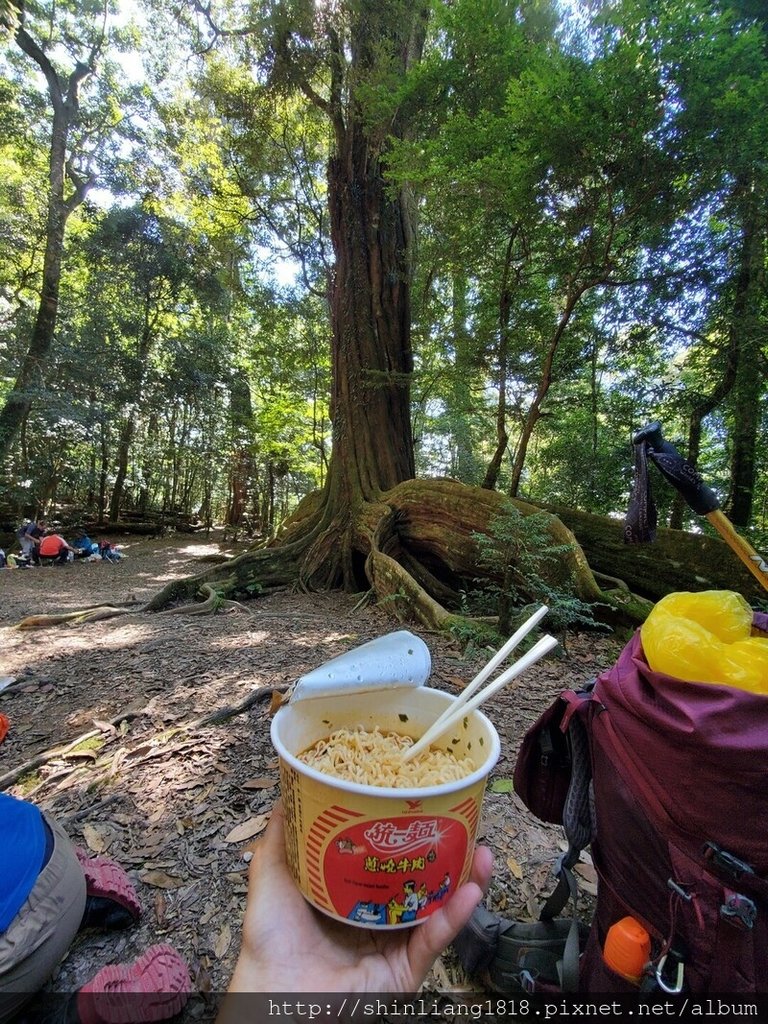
401,605,548,756
446,605,548,710
401,632,559,763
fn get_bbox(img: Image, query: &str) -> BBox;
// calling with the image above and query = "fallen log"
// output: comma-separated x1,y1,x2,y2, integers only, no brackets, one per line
541,504,767,605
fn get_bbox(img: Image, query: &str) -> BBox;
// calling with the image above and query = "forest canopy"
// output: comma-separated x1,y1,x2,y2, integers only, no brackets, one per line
1,0,766,627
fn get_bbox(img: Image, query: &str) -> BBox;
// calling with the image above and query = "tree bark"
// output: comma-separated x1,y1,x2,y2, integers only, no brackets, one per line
482,228,520,490
0,16,94,459
542,502,767,606
509,285,584,496
289,1,427,589
226,370,253,528
724,182,766,527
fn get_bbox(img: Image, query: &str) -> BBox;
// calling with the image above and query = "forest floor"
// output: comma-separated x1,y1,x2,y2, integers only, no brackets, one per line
0,531,624,1013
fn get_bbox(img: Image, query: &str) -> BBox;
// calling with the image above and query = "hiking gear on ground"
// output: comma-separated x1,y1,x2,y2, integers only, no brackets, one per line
458,610,768,994
0,714,9,745
74,850,141,927
626,421,768,592
76,944,191,1024
452,906,589,993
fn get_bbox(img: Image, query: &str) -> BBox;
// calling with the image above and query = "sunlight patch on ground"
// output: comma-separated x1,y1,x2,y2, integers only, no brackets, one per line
294,632,362,647
98,621,155,647
208,631,271,649
0,618,156,671
149,570,195,583
178,543,223,557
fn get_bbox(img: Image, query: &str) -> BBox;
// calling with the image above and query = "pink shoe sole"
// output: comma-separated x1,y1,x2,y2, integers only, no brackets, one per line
75,848,142,922
77,944,192,1024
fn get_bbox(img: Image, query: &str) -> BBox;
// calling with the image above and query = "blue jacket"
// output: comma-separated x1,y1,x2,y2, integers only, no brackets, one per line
0,794,46,932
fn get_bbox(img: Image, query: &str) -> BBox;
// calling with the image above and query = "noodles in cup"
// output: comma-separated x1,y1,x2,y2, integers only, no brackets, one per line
298,725,475,788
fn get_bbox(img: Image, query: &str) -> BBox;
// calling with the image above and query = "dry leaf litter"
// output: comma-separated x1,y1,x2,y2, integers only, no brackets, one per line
0,531,621,1014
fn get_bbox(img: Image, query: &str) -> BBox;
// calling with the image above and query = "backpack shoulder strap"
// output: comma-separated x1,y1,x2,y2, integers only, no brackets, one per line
535,699,595,991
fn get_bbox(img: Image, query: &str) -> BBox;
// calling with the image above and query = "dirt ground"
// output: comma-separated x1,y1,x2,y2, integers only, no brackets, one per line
0,532,623,1011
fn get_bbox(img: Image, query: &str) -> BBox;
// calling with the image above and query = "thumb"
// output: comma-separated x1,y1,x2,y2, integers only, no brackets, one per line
404,880,484,984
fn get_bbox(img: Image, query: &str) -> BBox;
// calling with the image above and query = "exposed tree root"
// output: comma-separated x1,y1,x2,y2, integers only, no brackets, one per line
0,710,143,789
2,686,289,798
157,582,243,616
11,478,650,633
15,606,137,630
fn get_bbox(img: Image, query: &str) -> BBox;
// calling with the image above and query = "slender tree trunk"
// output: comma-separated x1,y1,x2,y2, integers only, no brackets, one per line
446,273,479,482
226,371,253,527
509,285,584,497
109,419,134,523
483,228,521,490
725,184,766,527
98,420,109,526
138,413,159,513
109,313,154,522
0,21,94,459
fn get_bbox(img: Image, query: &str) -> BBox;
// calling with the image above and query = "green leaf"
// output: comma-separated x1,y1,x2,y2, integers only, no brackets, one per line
489,778,514,794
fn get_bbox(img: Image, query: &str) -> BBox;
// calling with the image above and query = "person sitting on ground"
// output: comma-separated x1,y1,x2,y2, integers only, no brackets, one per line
38,532,75,565
69,532,97,559
0,792,191,1024
216,800,493,1021
98,540,122,563
16,519,46,566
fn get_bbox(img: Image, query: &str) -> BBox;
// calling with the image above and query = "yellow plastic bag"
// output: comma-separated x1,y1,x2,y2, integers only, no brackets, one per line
641,590,768,694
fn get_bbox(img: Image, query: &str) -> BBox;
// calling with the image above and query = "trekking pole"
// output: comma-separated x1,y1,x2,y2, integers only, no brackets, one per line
634,421,768,593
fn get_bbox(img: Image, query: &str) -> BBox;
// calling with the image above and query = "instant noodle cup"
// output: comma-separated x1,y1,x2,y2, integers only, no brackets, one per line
271,631,501,929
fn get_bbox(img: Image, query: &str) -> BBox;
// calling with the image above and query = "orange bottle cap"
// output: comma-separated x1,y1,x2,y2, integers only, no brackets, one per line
603,916,651,982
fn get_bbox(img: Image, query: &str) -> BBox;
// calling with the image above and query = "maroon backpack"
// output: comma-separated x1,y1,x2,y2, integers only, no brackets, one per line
510,613,768,994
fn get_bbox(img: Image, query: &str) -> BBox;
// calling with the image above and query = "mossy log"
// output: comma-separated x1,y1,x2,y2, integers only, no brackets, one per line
543,504,766,606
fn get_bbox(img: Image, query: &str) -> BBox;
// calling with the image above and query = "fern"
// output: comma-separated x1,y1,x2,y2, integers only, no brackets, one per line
470,500,600,636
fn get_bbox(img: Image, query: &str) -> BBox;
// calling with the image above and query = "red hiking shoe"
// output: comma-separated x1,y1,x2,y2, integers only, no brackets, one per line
76,944,192,1024
75,848,142,928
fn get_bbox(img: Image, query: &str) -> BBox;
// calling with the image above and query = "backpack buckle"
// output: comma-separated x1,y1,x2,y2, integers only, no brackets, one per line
520,970,537,993
703,841,754,880
720,893,757,931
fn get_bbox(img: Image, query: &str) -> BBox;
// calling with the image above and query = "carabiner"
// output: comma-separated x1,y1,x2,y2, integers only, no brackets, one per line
655,952,685,994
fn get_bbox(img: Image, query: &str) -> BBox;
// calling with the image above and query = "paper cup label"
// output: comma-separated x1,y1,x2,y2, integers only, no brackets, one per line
280,761,483,927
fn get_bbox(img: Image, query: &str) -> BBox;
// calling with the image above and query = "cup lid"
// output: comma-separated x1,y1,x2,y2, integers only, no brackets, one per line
289,630,431,702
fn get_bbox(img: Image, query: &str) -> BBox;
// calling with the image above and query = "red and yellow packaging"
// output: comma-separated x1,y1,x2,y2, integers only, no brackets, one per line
271,684,500,929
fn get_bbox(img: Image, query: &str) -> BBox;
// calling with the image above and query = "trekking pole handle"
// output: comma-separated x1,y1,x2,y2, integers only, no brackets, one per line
633,422,720,516
635,422,768,592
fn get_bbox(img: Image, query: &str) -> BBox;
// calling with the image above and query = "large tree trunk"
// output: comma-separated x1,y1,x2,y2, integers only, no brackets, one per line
287,2,426,590
0,17,94,460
